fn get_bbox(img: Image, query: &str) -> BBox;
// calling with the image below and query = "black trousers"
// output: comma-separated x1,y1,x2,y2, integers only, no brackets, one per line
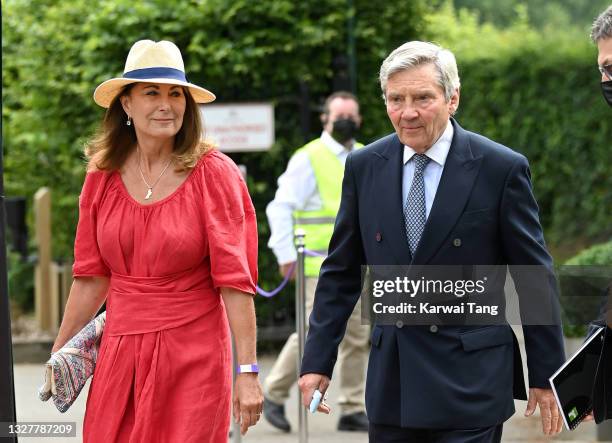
368,423,503,443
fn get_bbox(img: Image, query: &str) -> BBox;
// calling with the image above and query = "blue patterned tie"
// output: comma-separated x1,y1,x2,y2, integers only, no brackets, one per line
404,154,430,254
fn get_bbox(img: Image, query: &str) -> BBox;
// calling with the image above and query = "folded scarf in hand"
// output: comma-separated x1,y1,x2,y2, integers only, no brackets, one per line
38,312,106,412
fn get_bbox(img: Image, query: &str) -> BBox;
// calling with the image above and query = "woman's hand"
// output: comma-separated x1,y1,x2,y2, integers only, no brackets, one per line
233,373,264,435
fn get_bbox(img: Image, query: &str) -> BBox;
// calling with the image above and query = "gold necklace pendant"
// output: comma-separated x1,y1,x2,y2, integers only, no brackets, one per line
137,147,173,202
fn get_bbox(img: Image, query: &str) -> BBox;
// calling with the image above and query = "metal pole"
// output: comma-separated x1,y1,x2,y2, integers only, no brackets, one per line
295,229,308,443
0,2,19,438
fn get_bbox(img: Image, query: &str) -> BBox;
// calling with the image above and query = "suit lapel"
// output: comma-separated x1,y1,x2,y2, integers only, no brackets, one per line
373,134,412,265
412,120,483,264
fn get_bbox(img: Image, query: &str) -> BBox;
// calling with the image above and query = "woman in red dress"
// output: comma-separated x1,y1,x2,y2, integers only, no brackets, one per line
51,40,263,442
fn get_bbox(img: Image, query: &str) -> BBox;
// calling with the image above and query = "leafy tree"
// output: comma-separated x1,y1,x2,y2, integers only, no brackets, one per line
444,0,610,30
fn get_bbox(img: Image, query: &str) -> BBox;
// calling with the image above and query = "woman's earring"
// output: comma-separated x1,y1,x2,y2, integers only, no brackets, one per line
126,116,132,126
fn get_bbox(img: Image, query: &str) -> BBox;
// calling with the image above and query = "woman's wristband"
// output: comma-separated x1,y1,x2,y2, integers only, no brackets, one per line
236,364,259,374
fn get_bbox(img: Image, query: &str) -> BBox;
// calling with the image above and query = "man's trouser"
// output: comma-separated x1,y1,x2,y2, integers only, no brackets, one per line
264,277,370,414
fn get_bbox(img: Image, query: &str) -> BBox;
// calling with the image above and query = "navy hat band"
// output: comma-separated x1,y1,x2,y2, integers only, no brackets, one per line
123,67,187,82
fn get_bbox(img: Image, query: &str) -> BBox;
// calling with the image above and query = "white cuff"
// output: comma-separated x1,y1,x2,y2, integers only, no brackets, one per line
274,247,297,266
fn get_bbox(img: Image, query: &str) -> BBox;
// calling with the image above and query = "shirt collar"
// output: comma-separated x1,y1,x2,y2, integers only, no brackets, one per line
321,131,354,155
403,120,454,166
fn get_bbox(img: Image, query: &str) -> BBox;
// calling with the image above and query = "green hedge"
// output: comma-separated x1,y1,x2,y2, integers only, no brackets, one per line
560,240,612,337
427,4,612,249
565,240,612,266
457,47,611,247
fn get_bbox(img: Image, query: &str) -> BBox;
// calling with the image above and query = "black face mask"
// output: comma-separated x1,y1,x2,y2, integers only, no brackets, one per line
331,118,358,144
602,81,612,107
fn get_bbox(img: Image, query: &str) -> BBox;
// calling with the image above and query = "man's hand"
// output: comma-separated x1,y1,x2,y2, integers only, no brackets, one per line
524,387,563,435
279,261,296,280
298,373,331,414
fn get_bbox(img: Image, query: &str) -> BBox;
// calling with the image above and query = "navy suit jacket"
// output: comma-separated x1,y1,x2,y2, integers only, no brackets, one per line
300,119,566,428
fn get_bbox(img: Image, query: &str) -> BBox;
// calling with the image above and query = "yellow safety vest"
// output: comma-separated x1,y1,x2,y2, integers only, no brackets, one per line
294,138,364,277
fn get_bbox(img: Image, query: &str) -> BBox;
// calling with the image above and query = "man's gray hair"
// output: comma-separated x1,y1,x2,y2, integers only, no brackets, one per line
591,6,612,43
379,41,460,102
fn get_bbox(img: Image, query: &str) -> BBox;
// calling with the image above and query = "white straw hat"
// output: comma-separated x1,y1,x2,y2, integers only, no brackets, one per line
93,40,216,108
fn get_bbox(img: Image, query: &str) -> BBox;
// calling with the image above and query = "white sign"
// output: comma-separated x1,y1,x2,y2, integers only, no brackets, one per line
200,103,275,152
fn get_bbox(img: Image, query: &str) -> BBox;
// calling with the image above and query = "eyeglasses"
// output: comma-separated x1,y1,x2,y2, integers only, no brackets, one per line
599,64,612,81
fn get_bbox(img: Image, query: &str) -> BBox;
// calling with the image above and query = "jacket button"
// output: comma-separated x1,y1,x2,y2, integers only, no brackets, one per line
453,238,462,247
376,232,382,242
396,321,404,328
429,325,438,333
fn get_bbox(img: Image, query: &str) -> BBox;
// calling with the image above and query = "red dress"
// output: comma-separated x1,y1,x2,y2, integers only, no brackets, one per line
74,150,258,443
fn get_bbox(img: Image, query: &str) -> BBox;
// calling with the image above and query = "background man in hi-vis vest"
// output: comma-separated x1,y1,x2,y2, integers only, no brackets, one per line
264,91,370,433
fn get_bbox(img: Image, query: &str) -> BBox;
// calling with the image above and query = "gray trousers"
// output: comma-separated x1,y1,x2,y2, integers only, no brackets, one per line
264,277,369,414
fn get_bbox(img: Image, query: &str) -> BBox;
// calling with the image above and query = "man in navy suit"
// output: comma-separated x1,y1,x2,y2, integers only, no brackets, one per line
298,41,566,442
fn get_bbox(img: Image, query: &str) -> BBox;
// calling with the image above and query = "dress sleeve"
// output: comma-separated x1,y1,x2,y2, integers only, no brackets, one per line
72,171,111,278
201,151,258,294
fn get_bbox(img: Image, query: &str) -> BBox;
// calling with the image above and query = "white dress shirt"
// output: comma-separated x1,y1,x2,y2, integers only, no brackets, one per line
266,132,356,265
402,120,454,219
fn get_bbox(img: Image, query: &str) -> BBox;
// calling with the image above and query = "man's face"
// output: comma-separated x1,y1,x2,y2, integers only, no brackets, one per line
597,37,612,82
385,64,459,153
322,98,361,134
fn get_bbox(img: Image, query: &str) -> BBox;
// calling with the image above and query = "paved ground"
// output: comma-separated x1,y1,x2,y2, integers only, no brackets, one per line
9,326,610,442
11,356,605,442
